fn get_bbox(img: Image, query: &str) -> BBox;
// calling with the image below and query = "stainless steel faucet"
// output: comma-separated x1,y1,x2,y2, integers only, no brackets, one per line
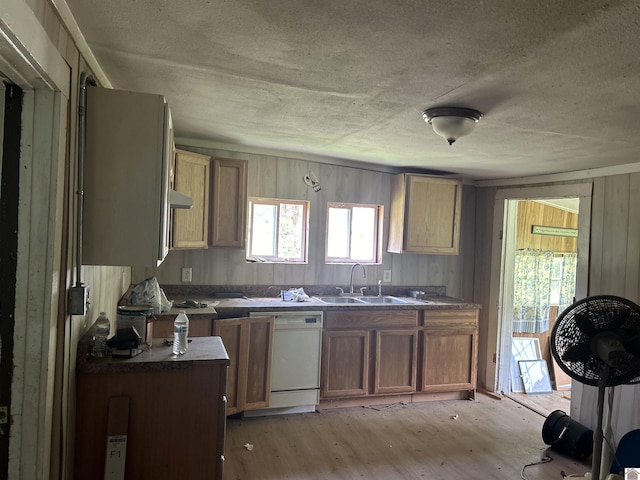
378,279,382,297
350,263,366,294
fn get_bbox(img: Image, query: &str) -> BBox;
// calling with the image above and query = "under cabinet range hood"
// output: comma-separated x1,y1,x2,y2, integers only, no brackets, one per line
82,86,188,266
169,189,193,209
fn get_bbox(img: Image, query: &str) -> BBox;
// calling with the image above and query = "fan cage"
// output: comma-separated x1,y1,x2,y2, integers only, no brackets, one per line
551,295,640,387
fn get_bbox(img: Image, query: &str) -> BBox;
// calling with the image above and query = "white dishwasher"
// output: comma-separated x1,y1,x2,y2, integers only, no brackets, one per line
245,311,323,416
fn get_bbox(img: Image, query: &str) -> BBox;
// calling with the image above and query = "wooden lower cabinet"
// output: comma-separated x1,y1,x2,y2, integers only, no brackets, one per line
321,310,418,399
374,329,418,394
74,338,228,480
420,309,478,395
213,316,274,415
321,329,370,397
152,314,213,338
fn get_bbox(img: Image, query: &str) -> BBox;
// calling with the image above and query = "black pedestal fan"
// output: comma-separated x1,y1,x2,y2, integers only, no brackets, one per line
551,295,640,480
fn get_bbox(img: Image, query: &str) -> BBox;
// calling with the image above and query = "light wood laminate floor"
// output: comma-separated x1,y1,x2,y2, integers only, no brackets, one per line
224,393,589,479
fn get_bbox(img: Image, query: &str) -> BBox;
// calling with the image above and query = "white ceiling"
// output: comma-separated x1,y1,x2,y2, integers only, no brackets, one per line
64,0,640,180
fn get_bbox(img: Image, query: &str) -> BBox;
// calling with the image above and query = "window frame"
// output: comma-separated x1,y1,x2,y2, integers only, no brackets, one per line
325,202,383,264
246,197,310,263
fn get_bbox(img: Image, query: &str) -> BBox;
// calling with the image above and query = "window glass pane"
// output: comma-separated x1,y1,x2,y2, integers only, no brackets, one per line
351,207,375,261
278,203,303,259
326,203,382,264
549,257,563,305
327,208,350,258
247,197,309,263
251,203,276,256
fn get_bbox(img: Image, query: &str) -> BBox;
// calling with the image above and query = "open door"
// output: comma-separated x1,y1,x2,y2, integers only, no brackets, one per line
490,185,592,406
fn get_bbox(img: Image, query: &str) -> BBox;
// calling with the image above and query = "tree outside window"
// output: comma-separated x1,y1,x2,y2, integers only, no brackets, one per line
247,198,309,263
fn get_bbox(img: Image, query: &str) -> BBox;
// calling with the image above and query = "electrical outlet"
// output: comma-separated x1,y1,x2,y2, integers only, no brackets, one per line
181,267,193,283
68,284,89,315
383,270,392,283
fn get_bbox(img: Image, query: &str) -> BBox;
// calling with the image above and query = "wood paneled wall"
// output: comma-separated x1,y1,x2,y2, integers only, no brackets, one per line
134,146,477,302
474,173,640,448
516,200,577,252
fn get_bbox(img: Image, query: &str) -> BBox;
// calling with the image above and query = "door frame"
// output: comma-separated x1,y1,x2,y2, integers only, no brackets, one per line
1,2,70,478
489,183,593,397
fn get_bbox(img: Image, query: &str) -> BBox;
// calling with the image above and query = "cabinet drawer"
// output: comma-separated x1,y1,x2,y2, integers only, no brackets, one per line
325,310,418,329
152,317,212,338
422,309,478,330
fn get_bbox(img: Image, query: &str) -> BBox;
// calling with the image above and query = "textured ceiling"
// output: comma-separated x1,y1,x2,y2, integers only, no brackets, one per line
64,0,640,180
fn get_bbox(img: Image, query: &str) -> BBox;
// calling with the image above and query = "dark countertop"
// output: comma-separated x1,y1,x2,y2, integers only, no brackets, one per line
155,295,481,320
77,336,229,374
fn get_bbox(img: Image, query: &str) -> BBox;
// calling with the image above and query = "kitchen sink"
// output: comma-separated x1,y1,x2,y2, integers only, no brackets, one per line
359,296,407,304
314,296,366,304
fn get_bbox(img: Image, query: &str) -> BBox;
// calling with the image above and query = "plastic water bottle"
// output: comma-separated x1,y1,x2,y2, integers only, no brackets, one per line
173,310,189,355
90,312,111,357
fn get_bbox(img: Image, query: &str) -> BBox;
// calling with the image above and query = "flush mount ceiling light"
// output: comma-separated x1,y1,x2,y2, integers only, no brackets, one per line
422,107,483,145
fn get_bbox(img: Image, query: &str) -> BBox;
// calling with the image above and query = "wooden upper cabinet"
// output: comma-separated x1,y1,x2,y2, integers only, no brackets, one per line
210,158,248,248
388,174,462,255
172,149,211,249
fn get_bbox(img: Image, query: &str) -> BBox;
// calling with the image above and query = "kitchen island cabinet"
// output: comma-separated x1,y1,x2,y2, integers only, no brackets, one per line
74,337,228,480
321,310,418,399
388,173,462,254
213,315,274,415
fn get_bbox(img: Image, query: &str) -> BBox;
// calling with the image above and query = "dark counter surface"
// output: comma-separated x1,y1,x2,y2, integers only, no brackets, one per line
155,295,480,320
77,336,229,374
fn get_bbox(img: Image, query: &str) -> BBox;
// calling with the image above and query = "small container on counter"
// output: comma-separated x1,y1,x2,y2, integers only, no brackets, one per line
117,305,154,346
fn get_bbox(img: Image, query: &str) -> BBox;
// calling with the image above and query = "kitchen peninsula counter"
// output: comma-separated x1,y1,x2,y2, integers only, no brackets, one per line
75,336,229,479
77,336,229,374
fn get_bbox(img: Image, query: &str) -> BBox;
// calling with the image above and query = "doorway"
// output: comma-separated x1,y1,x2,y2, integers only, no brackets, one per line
0,80,22,477
491,184,592,417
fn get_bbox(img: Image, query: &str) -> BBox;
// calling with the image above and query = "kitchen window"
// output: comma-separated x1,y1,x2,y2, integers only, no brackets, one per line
246,198,309,263
325,202,383,264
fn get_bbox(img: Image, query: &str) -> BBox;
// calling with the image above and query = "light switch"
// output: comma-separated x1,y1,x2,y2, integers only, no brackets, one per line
181,267,193,283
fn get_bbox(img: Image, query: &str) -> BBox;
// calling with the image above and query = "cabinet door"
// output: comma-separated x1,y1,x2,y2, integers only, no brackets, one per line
321,330,370,398
388,174,462,254
420,310,478,393
210,158,248,248
374,328,418,394
213,319,243,415
172,149,211,248
83,86,170,266
213,316,274,414
243,316,274,410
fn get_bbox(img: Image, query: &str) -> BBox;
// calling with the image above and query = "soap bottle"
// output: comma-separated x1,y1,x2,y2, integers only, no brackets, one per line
173,310,189,355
